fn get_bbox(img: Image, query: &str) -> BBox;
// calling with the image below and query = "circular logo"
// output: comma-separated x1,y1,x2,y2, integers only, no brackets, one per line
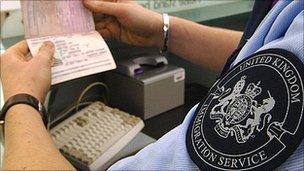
187,50,304,170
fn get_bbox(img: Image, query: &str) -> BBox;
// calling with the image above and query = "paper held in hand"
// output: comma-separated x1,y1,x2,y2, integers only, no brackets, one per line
21,1,116,85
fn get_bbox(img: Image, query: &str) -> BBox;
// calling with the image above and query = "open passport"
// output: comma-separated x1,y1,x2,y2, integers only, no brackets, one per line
21,1,116,85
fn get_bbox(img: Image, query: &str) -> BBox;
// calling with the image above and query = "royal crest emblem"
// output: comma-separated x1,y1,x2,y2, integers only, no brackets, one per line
210,76,275,143
186,50,304,170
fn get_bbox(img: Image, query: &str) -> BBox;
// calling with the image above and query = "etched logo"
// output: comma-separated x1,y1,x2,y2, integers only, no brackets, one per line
210,76,275,143
187,51,304,170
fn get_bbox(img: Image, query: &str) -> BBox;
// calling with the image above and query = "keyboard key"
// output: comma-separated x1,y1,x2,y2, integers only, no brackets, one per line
50,102,144,170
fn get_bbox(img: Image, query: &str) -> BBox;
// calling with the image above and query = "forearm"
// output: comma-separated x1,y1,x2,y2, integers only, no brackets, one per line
4,104,74,170
166,16,243,72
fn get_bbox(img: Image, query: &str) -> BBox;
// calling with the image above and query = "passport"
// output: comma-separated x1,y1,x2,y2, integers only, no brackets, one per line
21,0,116,85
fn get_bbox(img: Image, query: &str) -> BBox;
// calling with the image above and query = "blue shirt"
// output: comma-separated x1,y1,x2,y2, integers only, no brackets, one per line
110,1,304,170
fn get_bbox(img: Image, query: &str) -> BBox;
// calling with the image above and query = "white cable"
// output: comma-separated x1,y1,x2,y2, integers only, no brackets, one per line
50,102,93,126
76,82,110,111
50,82,110,127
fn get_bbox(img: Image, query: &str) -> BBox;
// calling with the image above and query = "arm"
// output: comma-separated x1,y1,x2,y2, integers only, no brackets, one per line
168,17,242,72
4,105,74,170
1,41,74,170
83,0,242,72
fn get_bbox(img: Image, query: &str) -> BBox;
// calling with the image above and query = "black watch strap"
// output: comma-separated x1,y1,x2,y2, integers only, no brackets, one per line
0,94,48,127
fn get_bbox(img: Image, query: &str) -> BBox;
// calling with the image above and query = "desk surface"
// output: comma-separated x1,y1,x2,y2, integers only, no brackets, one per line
142,83,209,139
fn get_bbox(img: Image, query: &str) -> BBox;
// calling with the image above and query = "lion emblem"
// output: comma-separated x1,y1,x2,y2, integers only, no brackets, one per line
210,76,275,143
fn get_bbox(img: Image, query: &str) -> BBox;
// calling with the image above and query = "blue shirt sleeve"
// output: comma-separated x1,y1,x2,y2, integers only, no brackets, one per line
109,105,200,170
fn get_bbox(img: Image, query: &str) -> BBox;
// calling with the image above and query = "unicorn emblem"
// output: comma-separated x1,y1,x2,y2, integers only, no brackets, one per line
210,76,276,143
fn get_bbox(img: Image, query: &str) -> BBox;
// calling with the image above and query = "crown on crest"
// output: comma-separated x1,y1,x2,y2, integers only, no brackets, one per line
245,82,262,98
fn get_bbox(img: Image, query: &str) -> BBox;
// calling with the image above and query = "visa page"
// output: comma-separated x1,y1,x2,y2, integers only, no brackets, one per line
21,0,116,85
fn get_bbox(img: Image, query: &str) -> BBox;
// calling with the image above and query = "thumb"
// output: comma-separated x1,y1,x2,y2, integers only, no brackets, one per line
33,41,55,66
83,0,122,16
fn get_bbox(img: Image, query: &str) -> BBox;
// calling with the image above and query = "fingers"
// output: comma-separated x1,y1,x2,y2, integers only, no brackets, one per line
83,0,122,16
95,16,120,39
97,28,112,39
95,16,114,30
7,40,29,56
33,41,55,66
93,13,107,23
4,40,32,62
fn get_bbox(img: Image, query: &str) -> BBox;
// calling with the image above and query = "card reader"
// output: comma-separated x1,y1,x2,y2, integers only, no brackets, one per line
117,55,168,77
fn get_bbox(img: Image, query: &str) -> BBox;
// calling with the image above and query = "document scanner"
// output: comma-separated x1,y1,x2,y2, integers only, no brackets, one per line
103,54,185,120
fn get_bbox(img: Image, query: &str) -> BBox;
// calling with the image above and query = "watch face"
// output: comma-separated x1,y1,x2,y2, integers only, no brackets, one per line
186,49,304,170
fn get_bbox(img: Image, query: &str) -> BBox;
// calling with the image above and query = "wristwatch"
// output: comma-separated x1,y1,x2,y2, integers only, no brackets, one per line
0,94,48,142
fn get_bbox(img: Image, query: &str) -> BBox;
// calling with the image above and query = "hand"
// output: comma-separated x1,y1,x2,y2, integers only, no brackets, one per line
83,0,164,48
0,41,55,102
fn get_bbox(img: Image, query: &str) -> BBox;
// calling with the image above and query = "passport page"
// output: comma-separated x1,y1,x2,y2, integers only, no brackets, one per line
21,0,116,85
21,0,95,38
27,31,116,85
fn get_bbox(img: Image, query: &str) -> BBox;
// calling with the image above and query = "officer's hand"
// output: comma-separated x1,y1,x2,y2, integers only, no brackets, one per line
83,0,164,48
0,41,55,103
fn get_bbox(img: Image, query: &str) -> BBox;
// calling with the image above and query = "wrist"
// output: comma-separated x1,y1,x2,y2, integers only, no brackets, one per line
4,90,46,103
5,104,41,121
160,13,170,53
152,13,164,49
154,15,173,51
1,94,48,129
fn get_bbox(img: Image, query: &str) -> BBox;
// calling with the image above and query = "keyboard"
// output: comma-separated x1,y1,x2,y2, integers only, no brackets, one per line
50,102,144,170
